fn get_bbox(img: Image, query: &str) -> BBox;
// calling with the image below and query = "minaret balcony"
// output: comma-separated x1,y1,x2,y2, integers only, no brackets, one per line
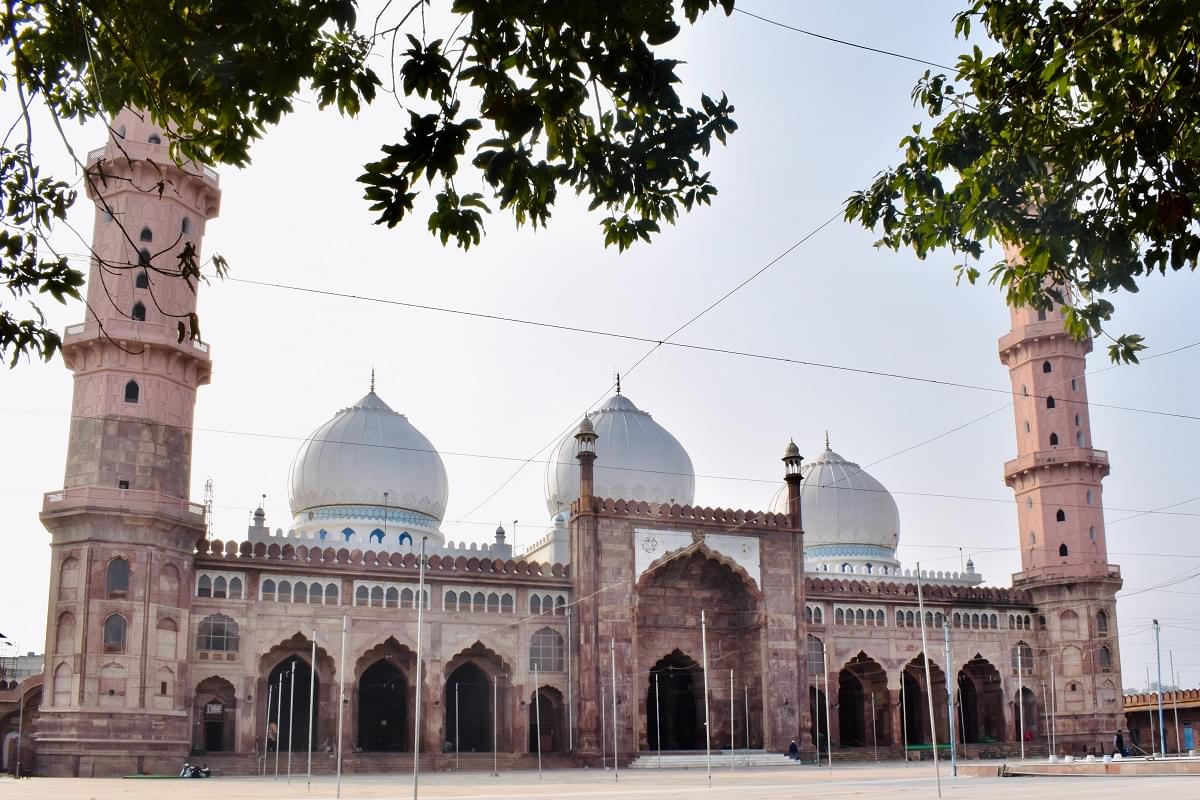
997,323,1093,359
1013,562,1121,588
42,486,206,527
1003,446,1109,479
62,319,212,366
85,143,219,188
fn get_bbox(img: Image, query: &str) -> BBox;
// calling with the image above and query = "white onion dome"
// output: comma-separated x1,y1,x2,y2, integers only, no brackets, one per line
544,393,695,516
289,391,449,522
771,441,900,553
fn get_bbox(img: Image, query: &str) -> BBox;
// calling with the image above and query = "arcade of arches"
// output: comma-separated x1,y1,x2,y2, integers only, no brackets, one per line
805,642,1037,751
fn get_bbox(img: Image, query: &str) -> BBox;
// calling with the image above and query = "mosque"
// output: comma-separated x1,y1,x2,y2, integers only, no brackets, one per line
0,112,1125,776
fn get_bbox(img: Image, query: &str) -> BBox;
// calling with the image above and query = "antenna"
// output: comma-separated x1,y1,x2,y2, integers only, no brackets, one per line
203,478,214,540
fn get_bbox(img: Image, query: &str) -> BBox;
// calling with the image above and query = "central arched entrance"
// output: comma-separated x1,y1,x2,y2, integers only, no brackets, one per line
901,654,946,746
647,651,703,750
837,653,890,747
635,549,763,752
446,662,491,753
358,659,408,751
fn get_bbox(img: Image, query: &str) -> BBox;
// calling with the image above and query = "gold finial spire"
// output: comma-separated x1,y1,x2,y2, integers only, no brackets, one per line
370,368,375,393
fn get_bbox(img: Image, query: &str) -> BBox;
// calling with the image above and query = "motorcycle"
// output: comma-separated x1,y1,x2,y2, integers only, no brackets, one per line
179,763,211,778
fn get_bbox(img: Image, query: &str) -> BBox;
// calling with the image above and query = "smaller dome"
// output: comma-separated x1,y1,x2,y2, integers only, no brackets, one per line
577,416,595,435
771,440,900,552
783,439,800,459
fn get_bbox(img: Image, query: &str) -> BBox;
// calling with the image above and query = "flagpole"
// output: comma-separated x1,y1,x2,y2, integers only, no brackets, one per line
567,608,575,754
1016,645,1025,762
455,682,460,771
262,684,273,776
275,672,283,779
307,632,316,790
611,637,619,782
535,664,543,780
730,669,735,772
336,614,347,799
287,659,296,782
701,610,712,787
413,536,427,800
654,671,662,768
915,564,941,798
822,646,832,774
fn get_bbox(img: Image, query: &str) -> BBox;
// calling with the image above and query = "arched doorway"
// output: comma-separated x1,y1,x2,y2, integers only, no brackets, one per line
810,686,828,752
957,655,1003,743
902,654,947,745
194,676,237,752
446,662,492,753
646,650,704,751
838,653,890,747
267,656,317,752
358,659,408,751
529,686,564,753
1013,686,1038,742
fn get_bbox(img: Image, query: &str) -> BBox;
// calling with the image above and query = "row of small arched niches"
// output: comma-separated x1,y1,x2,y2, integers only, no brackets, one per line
190,613,568,672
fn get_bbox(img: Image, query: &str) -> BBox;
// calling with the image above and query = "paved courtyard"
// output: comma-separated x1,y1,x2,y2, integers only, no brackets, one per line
2,763,1196,800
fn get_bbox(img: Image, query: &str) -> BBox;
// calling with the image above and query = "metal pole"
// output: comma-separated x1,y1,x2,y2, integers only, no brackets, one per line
1040,680,1050,754
1049,653,1057,756
288,659,296,782
944,623,956,777
1171,652,1181,755
915,566,942,798
601,676,607,770
275,672,283,778
901,676,909,763
958,685,967,747
16,689,24,778
308,632,316,790
822,646,832,774
336,614,346,799
455,682,460,771
611,638,619,782
744,683,750,766
1154,619,1167,758
567,608,574,754
263,684,273,776
701,610,712,787
1147,666,1156,756
1016,644,1025,762
491,675,499,777
815,677,822,766
870,692,878,763
535,664,543,780
730,669,735,772
655,671,662,768
413,537,427,800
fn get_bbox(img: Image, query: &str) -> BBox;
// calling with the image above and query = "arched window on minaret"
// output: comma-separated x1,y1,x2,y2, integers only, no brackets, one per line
139,227,153,242
1056,509,1066,522
181,217,192,235
1077,431,1085,447
1046,396,1056,409
124,380,139,403
148,133,161,144
1058,543,1069,557
1042,361,1052,373
1098,645,1112,672
1096,610,1109,636
135,270,148,289
131,302,146,321
1049,433,1059,447
137,248,151,266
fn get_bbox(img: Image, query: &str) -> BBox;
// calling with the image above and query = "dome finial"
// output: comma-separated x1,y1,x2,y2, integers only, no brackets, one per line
370,367,375,393
825,430,830,450
614,369,621,395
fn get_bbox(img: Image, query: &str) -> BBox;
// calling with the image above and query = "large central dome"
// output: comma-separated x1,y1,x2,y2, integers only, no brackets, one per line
544,393,695,515
289,391,449,521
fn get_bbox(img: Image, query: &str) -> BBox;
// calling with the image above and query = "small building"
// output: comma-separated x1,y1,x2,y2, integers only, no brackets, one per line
1124,690,1199,754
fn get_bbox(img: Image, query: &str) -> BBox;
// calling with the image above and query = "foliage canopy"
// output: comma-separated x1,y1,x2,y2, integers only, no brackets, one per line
845,0,1200,362
0,0,736,365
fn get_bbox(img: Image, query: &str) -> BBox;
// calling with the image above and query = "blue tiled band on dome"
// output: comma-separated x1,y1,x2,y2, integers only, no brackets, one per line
303,504,438,530
806,543,897,560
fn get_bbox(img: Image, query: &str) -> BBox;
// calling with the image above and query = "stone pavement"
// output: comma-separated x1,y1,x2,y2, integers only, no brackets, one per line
2,762,1196,800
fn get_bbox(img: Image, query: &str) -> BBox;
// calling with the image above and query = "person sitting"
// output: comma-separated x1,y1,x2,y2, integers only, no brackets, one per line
787,740,800,760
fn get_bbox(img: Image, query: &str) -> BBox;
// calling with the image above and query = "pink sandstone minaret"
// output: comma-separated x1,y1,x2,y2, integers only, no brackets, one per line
37,109,220,776
998,246,1124,753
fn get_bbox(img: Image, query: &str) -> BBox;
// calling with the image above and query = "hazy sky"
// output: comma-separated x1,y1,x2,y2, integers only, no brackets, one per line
1,1,1197,692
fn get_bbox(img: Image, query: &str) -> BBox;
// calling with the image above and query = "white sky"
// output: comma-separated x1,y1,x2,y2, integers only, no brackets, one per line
1,1,1197,692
